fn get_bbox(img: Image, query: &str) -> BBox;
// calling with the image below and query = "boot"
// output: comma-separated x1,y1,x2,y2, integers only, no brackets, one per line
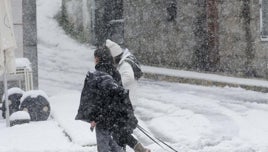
134,143,151,152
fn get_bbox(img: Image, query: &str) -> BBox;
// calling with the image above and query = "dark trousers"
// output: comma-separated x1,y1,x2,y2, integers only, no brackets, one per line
96,126,124,152
113,132,138,149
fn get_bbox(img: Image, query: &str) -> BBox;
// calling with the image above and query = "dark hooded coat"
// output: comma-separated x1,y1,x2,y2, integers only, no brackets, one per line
75,48,137,134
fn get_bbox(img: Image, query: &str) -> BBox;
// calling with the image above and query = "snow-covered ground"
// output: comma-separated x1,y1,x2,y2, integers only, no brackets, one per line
1,0,268,152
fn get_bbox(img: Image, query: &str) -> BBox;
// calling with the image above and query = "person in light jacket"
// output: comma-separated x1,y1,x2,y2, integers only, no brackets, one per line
105,39,138,105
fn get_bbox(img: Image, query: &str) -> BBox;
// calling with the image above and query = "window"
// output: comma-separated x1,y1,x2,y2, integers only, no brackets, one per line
260,0,268,40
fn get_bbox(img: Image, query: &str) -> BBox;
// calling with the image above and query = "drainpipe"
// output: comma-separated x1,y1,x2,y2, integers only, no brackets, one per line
242,0,255,76
206,0,219,71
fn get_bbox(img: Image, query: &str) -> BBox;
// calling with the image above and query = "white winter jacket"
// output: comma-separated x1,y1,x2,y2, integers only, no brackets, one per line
117,49,138,104
117,49,136,89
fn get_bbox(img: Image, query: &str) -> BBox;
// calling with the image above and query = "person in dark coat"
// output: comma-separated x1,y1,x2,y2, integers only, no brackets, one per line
75,46,150,152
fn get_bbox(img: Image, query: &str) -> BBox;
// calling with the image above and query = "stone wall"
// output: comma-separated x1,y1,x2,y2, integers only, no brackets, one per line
218,0,268,78
61,0,268,80
124,0,268,79
124,0,197,69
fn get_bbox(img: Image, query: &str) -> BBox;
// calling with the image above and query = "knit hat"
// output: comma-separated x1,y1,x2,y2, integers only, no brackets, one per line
106,39,123,57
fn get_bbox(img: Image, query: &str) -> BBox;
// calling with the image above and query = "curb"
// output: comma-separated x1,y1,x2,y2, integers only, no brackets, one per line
143,72,268,93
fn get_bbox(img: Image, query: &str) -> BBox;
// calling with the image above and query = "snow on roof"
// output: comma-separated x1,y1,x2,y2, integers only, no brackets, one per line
10,111,30,121
1,87,25,102
20,90,49,103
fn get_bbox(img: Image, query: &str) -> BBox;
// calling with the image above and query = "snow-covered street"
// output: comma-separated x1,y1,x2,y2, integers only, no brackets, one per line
1,0,268,151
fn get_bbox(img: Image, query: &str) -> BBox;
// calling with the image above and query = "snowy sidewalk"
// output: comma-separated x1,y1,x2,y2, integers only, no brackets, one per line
48,91,153,149
0,118,93,152
142,65,268,92
49,91,96,147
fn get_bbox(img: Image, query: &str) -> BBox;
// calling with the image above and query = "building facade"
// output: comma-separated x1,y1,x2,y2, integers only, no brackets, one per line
62,0,268,79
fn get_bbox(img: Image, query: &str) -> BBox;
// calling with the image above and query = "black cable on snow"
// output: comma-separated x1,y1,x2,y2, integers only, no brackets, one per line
137,124,178,152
